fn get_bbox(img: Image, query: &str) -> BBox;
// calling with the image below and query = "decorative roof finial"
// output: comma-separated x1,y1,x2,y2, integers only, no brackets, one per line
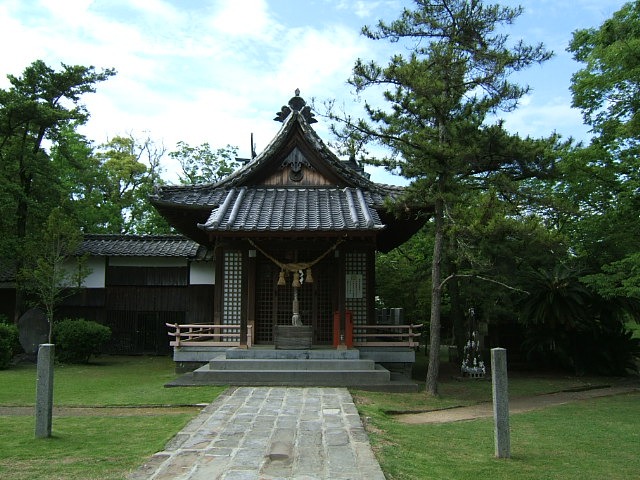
273,89,318,124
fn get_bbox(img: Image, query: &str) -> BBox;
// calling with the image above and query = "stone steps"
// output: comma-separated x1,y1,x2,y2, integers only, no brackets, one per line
207,358,376,371
166,348,419,392
192,362,391,386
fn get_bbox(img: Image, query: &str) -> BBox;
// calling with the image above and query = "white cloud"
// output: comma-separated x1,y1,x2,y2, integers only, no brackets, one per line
3,0,610,188
500,94,591,142
271,25,365,98
208,0,278,41
331,0,401,20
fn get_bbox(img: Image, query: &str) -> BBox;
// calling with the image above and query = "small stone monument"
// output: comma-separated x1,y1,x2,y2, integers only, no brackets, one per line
35,343,55,438
491,347,510,458
18,308,49,356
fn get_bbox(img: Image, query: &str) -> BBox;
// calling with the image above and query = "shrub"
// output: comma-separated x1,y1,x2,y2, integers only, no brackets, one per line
0,322,20,370
53,319,111,364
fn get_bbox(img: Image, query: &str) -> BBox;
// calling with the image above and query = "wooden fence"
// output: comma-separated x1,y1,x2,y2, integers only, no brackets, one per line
353,324,423,347
167,322,422,349
166,323,253,347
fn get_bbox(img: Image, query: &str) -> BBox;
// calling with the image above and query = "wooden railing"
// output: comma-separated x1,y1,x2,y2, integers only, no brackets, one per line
353,324,423,348
166,323,253,347
166,323,422,349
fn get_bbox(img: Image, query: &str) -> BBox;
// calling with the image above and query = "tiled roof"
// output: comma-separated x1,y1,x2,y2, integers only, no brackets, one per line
215,111,378,190
152,184,232,208
79,235,202,258
150,110,406,210
148,92,425,250
198,187,384,232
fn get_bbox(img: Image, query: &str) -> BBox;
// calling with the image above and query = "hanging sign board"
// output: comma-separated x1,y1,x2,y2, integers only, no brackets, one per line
346,274,363,299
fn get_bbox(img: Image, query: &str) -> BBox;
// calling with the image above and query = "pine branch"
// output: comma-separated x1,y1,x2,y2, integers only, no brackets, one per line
440,273,529,294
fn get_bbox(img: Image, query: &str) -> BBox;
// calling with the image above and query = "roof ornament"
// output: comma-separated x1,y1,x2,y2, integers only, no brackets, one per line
281,147,312,182
273,89,318,124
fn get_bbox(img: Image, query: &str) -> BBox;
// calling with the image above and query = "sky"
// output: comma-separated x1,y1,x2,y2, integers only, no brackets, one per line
0,0,628,185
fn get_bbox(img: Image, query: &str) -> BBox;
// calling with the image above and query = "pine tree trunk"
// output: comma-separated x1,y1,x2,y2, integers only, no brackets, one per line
426,193,445,395
446,249,466,361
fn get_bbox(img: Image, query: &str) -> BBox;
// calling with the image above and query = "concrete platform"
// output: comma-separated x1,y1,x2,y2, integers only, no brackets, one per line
166,348,419,392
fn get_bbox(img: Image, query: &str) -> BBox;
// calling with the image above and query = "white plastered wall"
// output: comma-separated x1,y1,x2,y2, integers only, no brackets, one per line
190,261,215,285
64,256,215,286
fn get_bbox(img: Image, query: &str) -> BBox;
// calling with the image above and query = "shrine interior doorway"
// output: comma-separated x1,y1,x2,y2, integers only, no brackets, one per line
253,244,336,345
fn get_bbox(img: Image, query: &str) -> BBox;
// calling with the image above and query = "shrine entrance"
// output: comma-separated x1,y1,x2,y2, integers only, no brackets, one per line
254,246,336,345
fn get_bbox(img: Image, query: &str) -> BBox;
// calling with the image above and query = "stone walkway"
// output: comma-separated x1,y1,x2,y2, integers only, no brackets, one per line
128,387,386,480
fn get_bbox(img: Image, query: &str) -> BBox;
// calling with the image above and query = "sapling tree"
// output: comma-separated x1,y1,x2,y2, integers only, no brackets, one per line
19,209,88,343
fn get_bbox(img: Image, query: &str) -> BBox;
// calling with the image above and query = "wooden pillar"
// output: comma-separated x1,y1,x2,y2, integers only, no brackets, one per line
243,248,256,347
337,247,346,349
366,245,376,325
213,244,223,330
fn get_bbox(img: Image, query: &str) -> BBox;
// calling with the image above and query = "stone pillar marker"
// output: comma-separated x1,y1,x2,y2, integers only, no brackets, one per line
491,347,510,458
35,343,55,438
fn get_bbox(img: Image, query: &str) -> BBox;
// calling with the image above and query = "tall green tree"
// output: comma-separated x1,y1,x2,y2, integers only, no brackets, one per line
50,126,111,232
169,141,239,185
341,0,562,394
567,1,640,300
0,60,115,249
0,60,114,319
93,134,171,234
51,131,172,235
569,1,640,150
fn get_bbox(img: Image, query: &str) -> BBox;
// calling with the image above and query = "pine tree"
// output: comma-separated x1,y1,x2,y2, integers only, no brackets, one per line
340,0,561,394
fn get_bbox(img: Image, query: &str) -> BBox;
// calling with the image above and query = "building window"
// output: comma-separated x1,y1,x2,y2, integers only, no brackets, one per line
345,252,367,325
223,251,243,341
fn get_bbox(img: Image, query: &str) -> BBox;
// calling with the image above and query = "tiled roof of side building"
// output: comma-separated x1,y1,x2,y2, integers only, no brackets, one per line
79,234,202,258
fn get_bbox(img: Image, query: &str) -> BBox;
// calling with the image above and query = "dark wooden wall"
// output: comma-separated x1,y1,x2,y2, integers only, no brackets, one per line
56,265,214,355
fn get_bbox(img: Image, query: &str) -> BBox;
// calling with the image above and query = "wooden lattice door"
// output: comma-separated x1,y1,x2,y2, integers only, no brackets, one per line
254,249,334,344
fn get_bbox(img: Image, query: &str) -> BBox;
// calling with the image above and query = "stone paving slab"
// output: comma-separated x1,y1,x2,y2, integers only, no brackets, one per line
128,387,386,480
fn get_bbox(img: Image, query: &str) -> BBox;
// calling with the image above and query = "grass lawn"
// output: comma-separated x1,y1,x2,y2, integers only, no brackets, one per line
353,352,640,480
0,355,224,406
1,352,638,479
0,355,226,480
1,415,193,480
360,393,640,480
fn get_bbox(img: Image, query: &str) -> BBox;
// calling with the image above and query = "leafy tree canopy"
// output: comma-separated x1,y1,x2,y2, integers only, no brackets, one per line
569,1,640,152
0,60,115,253
567,2,640,301
169,141,239,185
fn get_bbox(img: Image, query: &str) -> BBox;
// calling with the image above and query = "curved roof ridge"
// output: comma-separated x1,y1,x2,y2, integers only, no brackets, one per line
214,111,300,188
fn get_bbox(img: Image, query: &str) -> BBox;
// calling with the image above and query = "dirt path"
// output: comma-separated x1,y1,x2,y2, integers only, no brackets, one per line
3,384,638,422
397,384,640,424
0,405,204,417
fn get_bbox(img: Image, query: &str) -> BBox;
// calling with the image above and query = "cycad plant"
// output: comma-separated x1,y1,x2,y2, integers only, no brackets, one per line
519,265,640,374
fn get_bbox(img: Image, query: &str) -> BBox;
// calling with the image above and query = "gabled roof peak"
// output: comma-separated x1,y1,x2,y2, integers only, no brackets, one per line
274,89,317,124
